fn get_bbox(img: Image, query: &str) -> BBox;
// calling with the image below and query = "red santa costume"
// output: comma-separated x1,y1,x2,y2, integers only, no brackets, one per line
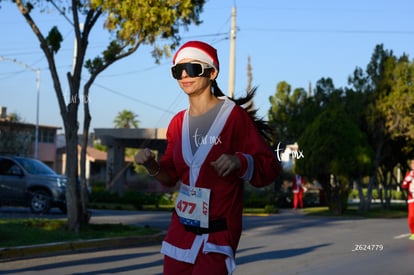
292,174,306,209
159,96,280,274
135,40,281,274
402,166,414,236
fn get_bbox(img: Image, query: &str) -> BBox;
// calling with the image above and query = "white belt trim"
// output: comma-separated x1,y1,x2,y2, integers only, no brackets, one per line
204,242,236,274
160,234,205,264
160,235,236,274
408,198,414,203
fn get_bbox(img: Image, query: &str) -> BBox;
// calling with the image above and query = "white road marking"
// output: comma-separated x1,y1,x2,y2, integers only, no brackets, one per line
393,233,411,239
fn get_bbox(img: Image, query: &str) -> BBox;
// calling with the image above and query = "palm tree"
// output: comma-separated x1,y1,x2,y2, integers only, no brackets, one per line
113,110,139,128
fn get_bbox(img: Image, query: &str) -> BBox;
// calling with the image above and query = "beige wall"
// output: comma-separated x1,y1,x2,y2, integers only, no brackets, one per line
36,142,58,169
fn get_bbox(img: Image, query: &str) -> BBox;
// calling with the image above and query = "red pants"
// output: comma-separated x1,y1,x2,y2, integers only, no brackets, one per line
408,202,414,234
293,191,303,209
163,251,228,275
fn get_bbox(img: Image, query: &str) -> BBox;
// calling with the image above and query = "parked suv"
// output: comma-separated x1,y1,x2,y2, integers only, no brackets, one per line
0,155,67,214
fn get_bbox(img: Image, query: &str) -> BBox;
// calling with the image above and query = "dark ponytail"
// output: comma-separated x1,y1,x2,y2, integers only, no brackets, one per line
212,80,273,144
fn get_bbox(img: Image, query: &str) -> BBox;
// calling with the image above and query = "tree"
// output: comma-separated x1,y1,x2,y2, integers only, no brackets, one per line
268,77,374,213
267,80,321,208
114,110,139,129
348,44,399,211
295,107,373,214
377,57,414,141
0,112,22,123
113,109,143,180
4,0,205,231
367,51,414,209
268,81,308,146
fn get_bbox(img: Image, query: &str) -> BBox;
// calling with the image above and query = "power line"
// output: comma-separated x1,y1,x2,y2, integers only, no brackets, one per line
182,32,228,39
243,27,414,35
93,82,175,115
101,61,171,78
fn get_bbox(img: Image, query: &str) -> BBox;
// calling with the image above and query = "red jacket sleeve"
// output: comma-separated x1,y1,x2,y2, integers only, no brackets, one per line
158,111,184,187
227,106,281,187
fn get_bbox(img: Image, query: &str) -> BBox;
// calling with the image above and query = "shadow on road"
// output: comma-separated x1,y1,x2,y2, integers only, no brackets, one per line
1,251,162,275
236,243,331,264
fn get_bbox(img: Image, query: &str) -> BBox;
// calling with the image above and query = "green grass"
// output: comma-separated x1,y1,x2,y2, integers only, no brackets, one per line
0,218,159,248
303,204,407,219
89,202,175,211
1,203,407,249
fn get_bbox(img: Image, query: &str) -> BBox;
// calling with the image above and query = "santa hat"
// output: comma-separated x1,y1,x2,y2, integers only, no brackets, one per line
173,41,219,73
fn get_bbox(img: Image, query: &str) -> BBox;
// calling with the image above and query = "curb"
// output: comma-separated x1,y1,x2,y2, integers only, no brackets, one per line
0,231,166,261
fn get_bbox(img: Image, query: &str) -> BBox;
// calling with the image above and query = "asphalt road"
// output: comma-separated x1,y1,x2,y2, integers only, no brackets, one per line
0,207,412,275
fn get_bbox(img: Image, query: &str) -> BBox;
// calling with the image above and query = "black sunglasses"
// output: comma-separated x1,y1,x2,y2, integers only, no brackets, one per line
171,62,214,80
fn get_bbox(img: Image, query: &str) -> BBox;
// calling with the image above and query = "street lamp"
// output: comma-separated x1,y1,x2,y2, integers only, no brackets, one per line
0,56,40,159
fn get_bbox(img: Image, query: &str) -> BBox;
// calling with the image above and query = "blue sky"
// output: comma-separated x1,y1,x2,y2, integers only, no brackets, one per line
1,0,414,134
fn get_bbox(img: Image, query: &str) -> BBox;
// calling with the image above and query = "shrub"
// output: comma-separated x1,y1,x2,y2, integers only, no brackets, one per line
89,187,163,209
347,188,404,201
244,191,267,208
89,187,120,203
348,189,358,199
393,190,403,200
264,204,278,214
159,193,176,205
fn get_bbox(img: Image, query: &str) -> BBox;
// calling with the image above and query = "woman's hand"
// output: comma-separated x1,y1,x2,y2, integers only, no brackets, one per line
210,154,240,177
135,148,159,175
135,148,155,165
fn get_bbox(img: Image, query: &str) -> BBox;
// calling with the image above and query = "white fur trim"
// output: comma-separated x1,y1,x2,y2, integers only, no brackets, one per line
239,153,254,181
204,242,236,274
174,47,218,71
182,97,235,186
161,236,237,274
160,235,205,264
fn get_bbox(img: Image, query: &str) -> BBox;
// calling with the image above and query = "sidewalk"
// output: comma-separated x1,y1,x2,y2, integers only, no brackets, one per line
0,231,166,261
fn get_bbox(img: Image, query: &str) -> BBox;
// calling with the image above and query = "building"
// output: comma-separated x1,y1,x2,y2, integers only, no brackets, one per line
0,107,61,170
0,107,171,192
56,143,135,184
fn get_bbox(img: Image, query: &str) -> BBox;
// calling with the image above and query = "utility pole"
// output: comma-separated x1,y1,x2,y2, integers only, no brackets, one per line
228,6,237,98
0,56,40,159
308,81,312,97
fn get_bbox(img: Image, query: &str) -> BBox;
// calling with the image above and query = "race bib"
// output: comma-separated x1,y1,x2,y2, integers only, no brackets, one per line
175,183,210,228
